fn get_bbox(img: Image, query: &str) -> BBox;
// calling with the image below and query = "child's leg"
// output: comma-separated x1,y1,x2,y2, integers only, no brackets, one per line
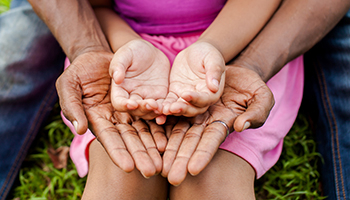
82,139,168,200
169,149,255,200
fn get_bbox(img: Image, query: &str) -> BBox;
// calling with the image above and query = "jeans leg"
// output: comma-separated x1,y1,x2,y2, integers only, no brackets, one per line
0,3,65,199
304,9,350,200
10,0,30,9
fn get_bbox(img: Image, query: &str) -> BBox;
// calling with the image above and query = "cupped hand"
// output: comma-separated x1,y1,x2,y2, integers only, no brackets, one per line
162,41,226,117
109,39,170,123
56,50,167,177
161,64,275,186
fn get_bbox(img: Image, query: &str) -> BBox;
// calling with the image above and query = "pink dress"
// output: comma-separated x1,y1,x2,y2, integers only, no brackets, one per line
63,0,304,179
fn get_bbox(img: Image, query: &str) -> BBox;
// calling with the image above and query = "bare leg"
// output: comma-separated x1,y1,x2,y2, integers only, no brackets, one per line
169,149,255,200
82,140,168,200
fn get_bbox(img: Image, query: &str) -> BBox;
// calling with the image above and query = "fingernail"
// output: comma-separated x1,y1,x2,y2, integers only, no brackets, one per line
242,122,251,131
140,171,150,179
212,79,219,88
73,121,78,133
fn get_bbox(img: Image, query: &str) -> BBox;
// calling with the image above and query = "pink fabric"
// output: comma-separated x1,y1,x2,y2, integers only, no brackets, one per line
64,33,304,178
220,56,304,178
113,0,226,35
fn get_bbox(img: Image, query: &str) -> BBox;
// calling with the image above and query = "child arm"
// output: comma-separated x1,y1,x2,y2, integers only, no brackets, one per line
199,0,281,62
163,0,281,117
89,1,170,123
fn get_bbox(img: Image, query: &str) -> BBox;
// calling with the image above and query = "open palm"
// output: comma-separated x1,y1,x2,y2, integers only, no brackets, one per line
56,51,166,177
110,39,170,121
162,64,275,185
163,41,225,117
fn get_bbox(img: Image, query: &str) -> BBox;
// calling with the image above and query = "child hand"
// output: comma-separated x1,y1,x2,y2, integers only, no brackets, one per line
110,39,170,122
163,41,225,117
162,65,275,185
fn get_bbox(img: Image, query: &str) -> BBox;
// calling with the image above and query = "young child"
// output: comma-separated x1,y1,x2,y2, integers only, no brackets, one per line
62,0,304,199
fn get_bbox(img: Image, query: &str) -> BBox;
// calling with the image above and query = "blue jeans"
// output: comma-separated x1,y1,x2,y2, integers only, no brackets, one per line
304,9,350,200
0,1,65,199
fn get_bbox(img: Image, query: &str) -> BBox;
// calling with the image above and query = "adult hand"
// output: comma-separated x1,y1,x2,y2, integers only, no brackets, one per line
109,39,170,124
56,50,167,177
162,41,225,117
162,64,274,186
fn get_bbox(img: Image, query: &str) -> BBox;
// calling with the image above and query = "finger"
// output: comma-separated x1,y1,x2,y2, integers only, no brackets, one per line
162,92,180,115
234,89,275,132
89,115,135,173
133,120,163,174
163,116,179,138
161,120,190,177
109,49,132,84
116,123,157,178
204,52,226,93
111,82,139,111
142,99,159,111
56,72,88,135
181,91,220,111
167,124,204,186
169,101,208,117
130,99,159,118
187,121,227,176
147,120,168,153
128,105,159,120
128,92,146,110
155,115,167,125
180,91,207,106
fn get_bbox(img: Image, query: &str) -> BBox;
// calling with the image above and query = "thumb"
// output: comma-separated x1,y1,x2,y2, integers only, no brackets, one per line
204,52,226,93
109,49,132,84
234,90,275,132
56,73,88,135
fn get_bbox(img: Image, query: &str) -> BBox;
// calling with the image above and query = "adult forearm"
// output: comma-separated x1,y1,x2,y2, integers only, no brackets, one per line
233,0,350,82
28,0,111,61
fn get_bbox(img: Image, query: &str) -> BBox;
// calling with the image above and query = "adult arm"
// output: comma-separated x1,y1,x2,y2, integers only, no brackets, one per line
87,0,171,124
230,0,350,131
28,0,162,177
28,0,110,133
162,0,281,116
233,0,350,82
28,0,110,62
164,0,350,185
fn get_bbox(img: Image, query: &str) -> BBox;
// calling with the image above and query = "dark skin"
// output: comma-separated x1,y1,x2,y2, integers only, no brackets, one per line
162,64,274,185
159,0,350,185
29,0,165,177
233,0,350,81
28,0,350,187
27,0,274,182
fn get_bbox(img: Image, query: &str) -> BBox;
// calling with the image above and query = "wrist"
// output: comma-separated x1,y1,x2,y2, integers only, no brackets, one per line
194,39,225,61
230,41,288,82
68,44,112,62
230,56,276,83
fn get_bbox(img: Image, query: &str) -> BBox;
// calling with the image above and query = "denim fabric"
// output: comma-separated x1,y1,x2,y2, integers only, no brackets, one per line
0,0,65,199
304,9,350,200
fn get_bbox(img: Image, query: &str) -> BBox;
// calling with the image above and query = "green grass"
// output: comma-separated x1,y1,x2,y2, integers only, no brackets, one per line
8,105,324,199
0,0,10,13
8,105,86,199
1,3,324,199
255,115,324,200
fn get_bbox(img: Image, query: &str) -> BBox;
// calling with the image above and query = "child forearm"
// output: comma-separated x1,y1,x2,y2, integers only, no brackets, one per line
198,0,281,63
89,0,141,53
